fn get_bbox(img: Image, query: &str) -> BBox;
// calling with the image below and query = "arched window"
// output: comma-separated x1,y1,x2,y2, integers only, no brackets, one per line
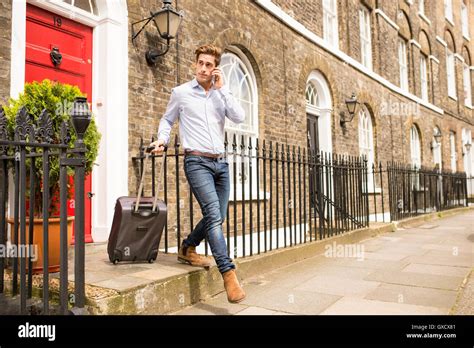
60,0,99,15
410,125,422,189
358,106,375,188
221,48,258,198
410,125,421,169
305,83,319,107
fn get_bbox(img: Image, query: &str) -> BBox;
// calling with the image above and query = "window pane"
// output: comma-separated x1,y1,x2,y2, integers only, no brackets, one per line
71,0,98,15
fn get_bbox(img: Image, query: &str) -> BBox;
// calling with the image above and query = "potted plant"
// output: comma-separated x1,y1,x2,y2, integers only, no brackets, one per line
3,79,101,273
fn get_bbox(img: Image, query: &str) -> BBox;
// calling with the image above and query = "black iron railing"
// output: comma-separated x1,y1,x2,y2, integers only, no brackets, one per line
132,134,370,259
133,135,469,259
0,101,89,315
386,162,468,221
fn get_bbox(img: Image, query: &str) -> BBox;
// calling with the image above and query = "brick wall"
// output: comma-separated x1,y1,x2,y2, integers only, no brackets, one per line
127,0,474,233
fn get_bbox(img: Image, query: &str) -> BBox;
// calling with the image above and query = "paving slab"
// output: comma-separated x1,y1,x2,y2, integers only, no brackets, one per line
402,263,471,278
364,283,458,309
295,275,381,297
238,282,342,315
235,306,290,315
364,269,465,291
320,297,448,315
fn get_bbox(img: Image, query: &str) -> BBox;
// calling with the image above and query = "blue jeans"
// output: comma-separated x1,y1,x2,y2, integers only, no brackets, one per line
183,155,235,274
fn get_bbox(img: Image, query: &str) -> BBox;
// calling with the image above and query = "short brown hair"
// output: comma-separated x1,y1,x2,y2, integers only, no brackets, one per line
195,44,222,66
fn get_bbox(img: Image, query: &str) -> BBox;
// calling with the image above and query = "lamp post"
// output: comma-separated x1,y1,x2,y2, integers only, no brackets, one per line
70,96,91,312
131,0,184,65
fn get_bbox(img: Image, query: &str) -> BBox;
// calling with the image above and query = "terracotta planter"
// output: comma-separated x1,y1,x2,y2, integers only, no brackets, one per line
8,216,74,274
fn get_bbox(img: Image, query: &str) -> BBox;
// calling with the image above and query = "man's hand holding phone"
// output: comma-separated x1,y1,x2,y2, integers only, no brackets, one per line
149,138,166,154
212,67,223,89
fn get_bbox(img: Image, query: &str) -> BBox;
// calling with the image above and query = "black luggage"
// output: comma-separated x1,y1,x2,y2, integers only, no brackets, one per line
107,147,167,264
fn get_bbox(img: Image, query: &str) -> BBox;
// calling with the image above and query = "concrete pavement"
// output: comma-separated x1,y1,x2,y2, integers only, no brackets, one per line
172,211,473,315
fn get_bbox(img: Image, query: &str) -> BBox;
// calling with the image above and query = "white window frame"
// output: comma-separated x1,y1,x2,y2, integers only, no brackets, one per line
446,49,457,98
463,62,472,107
461,2,470,39
221,50,259,201
359,7,372,70
420,55,429,101
410,126,422,169
323,0,339,48
462,128,472,178
358,108,377,191
450,131,457,172
399,39,409,91
410,125,422,189
445,0,453,23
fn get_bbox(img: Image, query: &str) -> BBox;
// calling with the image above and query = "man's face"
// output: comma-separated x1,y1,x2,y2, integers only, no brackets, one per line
195,54,217,84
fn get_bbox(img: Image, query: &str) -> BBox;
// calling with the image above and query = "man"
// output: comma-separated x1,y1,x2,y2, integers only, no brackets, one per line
150,44,246,303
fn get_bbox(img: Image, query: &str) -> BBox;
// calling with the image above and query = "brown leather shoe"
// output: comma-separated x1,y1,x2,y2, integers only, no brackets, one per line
177,244,212,268
222,269,246,303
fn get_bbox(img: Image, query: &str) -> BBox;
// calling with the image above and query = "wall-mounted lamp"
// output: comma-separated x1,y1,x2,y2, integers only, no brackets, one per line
131,0,184,65
464,142,472,154
431,128,442,150
340,93,359,130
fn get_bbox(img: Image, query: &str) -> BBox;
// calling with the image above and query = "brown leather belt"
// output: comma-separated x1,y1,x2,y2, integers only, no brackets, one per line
185,150,224,159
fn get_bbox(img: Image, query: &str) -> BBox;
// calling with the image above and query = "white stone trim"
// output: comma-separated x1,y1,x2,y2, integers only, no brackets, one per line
10,0,26,99
470,66,474,71
454,53,465,62
465,104,473,110
445,17,455,27
436,36,448,47
463,35,471,42
417,12,431,25
11,0,130,242
429,55,440,64
409,39,421,49
254,0,443,115
374,9,400,31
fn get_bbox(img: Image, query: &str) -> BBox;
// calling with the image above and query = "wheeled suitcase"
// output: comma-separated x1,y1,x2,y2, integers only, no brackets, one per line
107,147,167,264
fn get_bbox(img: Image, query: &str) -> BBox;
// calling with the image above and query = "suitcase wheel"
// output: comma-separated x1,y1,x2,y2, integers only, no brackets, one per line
148,258,155,263
113,259,119,265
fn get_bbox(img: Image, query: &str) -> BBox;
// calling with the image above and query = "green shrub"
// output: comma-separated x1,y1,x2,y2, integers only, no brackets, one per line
3,79,101,216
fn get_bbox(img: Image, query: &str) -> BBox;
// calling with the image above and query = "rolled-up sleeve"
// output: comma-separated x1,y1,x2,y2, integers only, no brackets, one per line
157,88,179,145
217,85,245,124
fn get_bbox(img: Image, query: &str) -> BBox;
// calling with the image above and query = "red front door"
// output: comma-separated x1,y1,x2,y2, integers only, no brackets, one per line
25,4,93,243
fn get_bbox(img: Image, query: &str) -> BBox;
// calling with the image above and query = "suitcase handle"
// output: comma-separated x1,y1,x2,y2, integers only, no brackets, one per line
135,145,167,213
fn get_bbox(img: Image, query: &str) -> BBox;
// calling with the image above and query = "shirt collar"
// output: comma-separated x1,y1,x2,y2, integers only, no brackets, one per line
191,78,200,89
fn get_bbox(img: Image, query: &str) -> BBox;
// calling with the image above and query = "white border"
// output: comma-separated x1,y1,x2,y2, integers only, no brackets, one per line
10,0,129,242
254,0,443,115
